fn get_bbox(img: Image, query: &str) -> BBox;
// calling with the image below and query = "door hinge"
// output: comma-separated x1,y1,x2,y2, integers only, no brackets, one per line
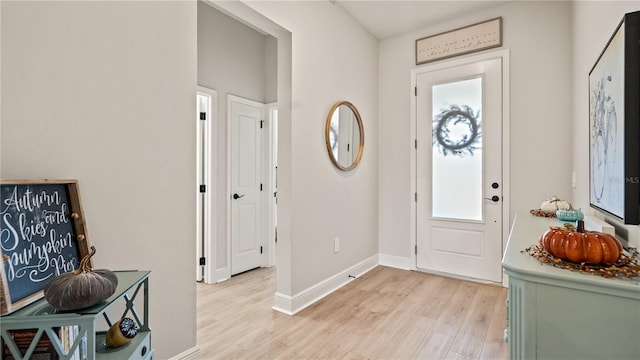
414,87,417,96
415,192,417,202
200,112,206,120
414,139,417,149
260,183,263,191
199,185,206,193
260,246,263,254
199,257,206,265
415,245,417,255
260,120,264,129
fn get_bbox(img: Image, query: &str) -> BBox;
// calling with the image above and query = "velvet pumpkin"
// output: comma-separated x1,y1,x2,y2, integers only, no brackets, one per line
44,246,118,311
538,221,623,265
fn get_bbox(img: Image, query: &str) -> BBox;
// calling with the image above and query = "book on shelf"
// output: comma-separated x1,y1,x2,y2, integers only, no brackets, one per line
2,328,57,360
2,326,86,360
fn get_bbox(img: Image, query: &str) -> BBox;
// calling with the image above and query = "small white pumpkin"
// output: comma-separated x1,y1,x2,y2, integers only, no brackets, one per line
540,196,571,215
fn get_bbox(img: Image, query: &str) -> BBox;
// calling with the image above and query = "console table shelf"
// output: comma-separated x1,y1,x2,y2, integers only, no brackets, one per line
1,271,152,360
502,214,639,359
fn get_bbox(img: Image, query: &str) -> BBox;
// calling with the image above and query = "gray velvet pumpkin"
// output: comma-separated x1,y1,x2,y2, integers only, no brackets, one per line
44,246,118,311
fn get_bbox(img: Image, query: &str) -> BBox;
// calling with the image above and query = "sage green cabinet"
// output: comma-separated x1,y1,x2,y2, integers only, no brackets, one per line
1,271,152,360
502,214,640,359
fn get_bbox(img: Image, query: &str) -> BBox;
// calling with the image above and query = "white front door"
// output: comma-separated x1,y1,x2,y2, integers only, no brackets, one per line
229,95,263,275
416,57,503,283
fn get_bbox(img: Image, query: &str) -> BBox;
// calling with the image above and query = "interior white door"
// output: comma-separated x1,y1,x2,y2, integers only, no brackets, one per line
229,95,263,275
416,57,503,283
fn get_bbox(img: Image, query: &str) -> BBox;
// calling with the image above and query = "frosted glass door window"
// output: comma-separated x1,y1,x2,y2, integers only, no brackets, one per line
431,77,483,221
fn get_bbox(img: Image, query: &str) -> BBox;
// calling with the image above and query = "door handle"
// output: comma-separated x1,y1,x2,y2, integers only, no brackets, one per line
484,195,500,202
233,193,245,200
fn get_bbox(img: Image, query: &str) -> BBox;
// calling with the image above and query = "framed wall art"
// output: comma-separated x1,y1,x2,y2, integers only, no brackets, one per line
416,17,502,65
0,179,91,314
589,11,640,225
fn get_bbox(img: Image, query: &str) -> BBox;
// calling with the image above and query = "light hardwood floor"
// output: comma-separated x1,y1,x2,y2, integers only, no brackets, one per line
197,266,508,359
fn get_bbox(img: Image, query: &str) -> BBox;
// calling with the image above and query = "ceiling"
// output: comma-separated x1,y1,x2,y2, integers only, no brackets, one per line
334,0,511,39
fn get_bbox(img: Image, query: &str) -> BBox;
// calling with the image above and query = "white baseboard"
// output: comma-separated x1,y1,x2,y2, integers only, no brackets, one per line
378,253,411,270
169,346,200,360
272,255,378,315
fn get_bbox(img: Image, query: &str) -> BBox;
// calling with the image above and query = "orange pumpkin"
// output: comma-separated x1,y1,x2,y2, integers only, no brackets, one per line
538,221,623,265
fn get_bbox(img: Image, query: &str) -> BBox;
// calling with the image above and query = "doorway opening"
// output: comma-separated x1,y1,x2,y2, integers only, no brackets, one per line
195,0,292,302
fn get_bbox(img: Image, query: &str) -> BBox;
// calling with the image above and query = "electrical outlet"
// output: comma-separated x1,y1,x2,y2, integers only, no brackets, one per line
334,238,340,253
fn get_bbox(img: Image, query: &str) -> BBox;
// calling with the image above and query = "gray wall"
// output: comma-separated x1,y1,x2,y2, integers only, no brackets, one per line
377,0,573,260
1,1,197,358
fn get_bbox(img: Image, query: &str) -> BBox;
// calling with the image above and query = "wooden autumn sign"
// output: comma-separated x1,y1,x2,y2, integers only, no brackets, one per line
0,180,90,314
416,17,502,64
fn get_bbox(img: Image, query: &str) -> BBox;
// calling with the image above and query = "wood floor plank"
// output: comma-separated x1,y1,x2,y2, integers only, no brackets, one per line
430,281,481,337
479,310,509,360
417,276,462,320
376,314,436,359
197,266,508,359
449,289,499,357
416,331,455,360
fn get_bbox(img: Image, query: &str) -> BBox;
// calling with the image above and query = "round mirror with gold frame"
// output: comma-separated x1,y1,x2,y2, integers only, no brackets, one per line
325,101,364,171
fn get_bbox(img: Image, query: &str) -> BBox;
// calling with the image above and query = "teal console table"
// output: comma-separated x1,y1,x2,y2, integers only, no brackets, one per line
502,214,640,359
1,271,152,360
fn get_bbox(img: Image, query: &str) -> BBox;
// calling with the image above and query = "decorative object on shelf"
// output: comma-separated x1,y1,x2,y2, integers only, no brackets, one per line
556,205,584,222
589,11,640,225
416,17,502,64
538,221,622,265
0,179,91,315
539,196,571,215
106,317,139,348
523,243,639,280
44,246,118,311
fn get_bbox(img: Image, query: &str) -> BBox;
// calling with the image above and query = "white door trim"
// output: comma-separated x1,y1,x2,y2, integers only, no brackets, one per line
264,102,278,268
410,49,510,286
196,85,218,284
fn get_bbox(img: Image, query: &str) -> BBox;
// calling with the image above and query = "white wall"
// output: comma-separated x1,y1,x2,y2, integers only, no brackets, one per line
243,0,379,293
378,1,573,260
0,1,197,358
571,1,640,248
